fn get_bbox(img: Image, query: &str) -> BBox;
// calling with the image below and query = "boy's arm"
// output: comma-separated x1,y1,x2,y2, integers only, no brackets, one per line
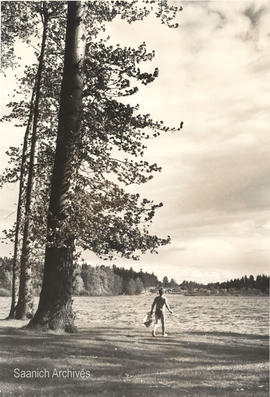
150,297,157,314
165,298,173,314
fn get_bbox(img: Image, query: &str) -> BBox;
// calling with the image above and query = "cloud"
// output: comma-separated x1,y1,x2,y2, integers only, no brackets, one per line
243,4,266,27
129,0,270,281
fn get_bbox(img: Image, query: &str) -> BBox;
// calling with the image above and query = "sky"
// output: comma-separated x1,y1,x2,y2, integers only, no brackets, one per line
0,0,270,283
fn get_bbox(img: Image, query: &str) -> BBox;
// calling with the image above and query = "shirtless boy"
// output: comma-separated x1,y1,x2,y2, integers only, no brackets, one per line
150,288,173,337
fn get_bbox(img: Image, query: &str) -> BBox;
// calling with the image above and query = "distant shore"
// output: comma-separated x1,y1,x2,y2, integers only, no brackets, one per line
164,288,269,297
0,287,268,298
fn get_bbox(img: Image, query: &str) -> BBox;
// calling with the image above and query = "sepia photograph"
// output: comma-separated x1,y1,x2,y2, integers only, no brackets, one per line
0,0,269,396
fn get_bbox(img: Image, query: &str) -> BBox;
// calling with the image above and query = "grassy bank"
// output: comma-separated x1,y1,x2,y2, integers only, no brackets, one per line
0,323,268,397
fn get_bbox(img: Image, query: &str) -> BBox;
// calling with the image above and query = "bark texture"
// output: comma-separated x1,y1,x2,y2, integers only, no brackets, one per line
7,84,36,319
15,11,49,320
27,2,86,332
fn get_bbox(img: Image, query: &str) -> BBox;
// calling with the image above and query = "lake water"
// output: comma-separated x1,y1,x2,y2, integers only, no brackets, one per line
0,295,269,336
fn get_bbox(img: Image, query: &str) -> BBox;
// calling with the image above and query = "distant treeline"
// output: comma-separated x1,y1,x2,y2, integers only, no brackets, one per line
75,264,159,296
0,256,269,296
207,274,269,293
163,275,269,293
179,275,269,294
0,257,159,296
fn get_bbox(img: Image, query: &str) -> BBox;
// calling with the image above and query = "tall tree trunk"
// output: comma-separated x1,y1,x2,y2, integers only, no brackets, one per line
27,1,86,332
15,9,49,320
7,85,36,319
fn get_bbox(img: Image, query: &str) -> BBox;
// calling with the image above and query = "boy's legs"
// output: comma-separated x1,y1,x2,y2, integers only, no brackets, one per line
152,315,160,336
161,314,165,335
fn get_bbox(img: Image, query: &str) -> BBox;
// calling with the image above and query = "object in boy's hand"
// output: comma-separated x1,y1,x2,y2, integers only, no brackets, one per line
143,312,153,327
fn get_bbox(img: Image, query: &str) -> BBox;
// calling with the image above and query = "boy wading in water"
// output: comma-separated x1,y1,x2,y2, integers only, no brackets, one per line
150,288,173,337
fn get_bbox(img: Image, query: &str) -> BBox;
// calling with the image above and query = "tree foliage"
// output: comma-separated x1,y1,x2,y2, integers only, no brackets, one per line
208,274,269,292
1,1,183,263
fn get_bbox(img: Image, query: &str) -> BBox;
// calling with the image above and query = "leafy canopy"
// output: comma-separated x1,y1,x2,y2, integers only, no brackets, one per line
0,1,183,260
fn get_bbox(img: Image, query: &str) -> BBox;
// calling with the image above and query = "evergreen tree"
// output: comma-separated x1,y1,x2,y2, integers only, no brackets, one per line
135,277,144,294
169,278,178,288
126,279,136,295
162,276,169,288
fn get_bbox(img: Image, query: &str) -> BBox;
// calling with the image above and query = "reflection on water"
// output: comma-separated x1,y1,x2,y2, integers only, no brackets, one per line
0,295,269,336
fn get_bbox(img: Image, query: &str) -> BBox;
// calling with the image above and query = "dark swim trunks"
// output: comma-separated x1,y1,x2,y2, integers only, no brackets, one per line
155,309,164,320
